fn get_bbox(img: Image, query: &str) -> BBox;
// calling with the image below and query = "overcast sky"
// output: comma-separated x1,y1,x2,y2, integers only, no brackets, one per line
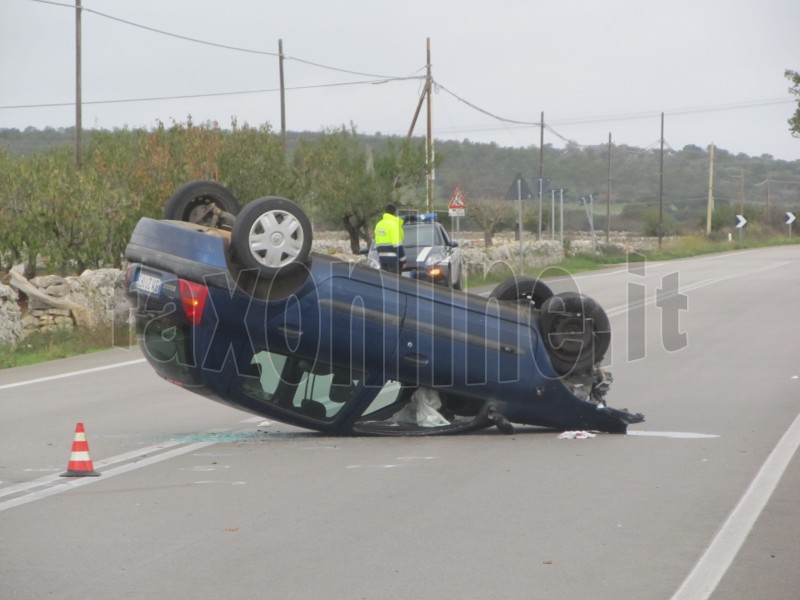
2,0,799,161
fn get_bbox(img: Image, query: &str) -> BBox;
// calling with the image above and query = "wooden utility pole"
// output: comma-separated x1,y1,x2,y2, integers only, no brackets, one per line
425,38,434,212
706,143,715,236
75,0,82,168
606,132,612,244
278,39,286,156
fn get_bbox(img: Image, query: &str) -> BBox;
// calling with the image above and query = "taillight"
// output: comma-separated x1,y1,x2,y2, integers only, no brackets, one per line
179,279,208,325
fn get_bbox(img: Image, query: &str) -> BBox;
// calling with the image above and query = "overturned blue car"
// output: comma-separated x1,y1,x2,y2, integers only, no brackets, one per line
124,181,644,435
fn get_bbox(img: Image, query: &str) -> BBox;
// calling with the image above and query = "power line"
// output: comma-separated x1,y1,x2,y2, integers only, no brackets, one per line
29,0,422,80
433,81,541,127
17,0,800,152
0,77,423,111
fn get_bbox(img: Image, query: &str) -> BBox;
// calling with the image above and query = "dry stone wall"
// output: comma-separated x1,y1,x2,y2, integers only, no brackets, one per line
0,268,129,345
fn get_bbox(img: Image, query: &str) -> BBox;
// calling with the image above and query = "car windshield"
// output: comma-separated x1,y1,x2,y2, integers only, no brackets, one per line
403,223,444,247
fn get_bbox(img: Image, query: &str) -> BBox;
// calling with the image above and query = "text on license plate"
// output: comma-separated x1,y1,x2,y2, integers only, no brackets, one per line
136,273,162,293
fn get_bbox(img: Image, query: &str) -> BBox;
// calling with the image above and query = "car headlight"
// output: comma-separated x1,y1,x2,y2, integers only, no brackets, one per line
424,252,444,267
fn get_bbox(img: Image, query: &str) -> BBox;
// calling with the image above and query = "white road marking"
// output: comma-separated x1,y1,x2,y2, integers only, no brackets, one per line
0,358,146,390
627,431,719,439
605,261,790,318
0,441,215,513
670,409,800,600
0,440,183,500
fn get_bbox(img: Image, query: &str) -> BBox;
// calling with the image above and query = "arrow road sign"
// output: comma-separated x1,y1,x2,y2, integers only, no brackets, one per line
735,214,748,229
787,212,796,226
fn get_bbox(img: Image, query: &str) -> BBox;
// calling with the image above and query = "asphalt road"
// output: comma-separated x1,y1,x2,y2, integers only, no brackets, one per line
1,245,798,600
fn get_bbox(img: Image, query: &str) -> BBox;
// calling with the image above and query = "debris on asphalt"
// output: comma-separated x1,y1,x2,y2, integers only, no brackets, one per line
557,430,596,439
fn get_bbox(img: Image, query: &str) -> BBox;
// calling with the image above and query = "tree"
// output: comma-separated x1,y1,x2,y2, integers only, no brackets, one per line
468,198,514,247
293,127,428,253
220,120,298,202
786,69,800,137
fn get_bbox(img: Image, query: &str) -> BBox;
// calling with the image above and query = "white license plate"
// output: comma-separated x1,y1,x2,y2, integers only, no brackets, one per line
135,273,162,294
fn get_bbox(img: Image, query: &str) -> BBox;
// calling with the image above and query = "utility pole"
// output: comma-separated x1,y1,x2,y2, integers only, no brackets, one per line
658,112,664,249
538,111,544,240
739,167,745,214
75,0,82,168
706,143,715,236
517,179,523,273
425,38,434,213
766,178,771,224
606,132,612,245
278,39,286,156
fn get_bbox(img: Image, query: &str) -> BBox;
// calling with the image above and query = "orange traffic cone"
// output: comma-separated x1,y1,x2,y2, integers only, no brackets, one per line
60,422,100,477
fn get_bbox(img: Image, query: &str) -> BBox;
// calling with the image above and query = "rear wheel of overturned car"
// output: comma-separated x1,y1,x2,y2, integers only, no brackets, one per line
231,196,313,279
489,276,554,309
539,292,611,375
164,180,240,230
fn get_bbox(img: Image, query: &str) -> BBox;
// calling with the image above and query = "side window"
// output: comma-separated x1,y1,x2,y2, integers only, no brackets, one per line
438,225,451,246
245,351,362,421
435,225,447,246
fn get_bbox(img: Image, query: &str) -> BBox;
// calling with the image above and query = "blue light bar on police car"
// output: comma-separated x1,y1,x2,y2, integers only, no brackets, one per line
405,213,438,223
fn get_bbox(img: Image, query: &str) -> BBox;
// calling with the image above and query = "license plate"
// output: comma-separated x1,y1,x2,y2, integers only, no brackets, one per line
135,272,162,294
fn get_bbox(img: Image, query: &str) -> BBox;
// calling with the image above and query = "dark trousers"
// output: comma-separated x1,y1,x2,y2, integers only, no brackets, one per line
377,245,406,273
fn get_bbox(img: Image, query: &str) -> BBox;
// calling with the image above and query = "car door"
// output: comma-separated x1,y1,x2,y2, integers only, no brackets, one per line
395,282,533,395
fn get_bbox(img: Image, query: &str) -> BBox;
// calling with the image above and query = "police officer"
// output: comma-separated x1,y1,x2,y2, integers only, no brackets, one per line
373,203,406,273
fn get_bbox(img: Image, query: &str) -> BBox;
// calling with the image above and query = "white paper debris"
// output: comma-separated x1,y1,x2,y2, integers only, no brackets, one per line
558,430,596,439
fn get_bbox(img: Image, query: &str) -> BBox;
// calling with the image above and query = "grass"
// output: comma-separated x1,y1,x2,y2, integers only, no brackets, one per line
0,324,135,370
466,234,800,287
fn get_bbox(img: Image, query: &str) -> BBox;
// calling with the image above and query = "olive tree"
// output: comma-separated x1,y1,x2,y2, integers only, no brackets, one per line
468,198,514,247
293,127,428,253
219,120,298,203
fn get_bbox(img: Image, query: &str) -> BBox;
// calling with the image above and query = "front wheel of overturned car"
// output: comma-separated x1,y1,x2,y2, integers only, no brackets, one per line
489,276,554,309
539,292,611,375
163,180,240,230
231,196,313,279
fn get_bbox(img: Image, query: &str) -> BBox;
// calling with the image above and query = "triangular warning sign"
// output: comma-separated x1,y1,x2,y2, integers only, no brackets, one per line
449,187,466,209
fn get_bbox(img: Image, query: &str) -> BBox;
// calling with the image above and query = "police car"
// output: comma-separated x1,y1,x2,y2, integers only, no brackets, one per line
402,213,463,289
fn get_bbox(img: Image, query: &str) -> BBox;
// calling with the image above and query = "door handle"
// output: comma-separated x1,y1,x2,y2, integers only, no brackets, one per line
403,353,429,367
278,325,302,338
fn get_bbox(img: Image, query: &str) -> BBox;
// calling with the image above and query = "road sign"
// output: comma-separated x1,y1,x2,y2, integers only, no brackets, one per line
449,187,466,217
735,214,747,229
786,212,796,226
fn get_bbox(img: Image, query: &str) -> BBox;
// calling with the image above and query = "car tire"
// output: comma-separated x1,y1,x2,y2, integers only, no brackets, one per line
231,196,313,279
489,276,554,309
539,292,611,375
163,180,240,230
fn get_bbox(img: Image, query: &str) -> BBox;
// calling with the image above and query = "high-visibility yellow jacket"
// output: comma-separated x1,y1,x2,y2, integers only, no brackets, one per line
374,212,404,246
